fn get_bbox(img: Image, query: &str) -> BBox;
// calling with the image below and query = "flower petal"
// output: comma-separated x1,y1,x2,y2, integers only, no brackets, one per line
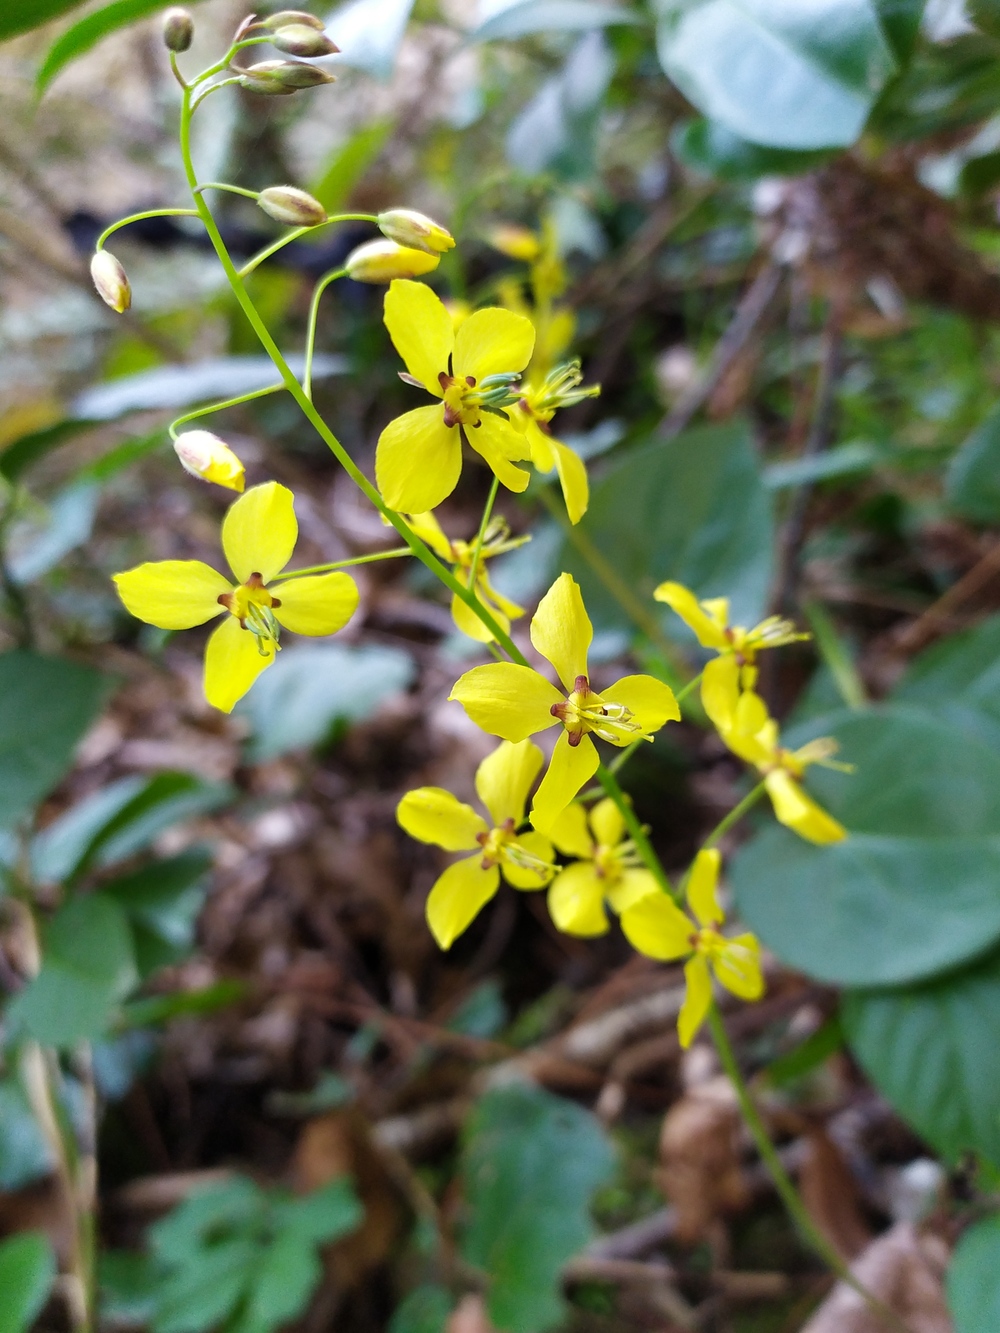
653,582,729,649
701,654,740,734
550,436,589,526
678,956,713,1048
547,861,608,937
530,732,598,835
453,307,535,382
530,572,592,693
713,934,765,1001
377,406,461,514
426,856,500,950
384,279,452,395
502,830,555,890
620,892,694,960
606,869,659,915
272,572,359,637
450,663,562,742
475,738,544,827
547,802,593,859
406,511,453,560
589,797,625,850
603,674,679,742
466,417,531,495
523,416,555,470
113,560,229,630
203,616,274,714
222,482,297,585
686,848,723,927
764,770,847,845
397,787,488,851
451,590,508,644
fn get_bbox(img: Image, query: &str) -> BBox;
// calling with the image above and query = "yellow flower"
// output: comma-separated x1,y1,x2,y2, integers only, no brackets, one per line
113,482,359,713
546,798,659,937
653,581,807,732
376,280,535,514
513,361,598,525
449,573,679,834
620,848,764,1047
397,739,555,949
720,689,848,845
172,430,245,492
406,510,527,644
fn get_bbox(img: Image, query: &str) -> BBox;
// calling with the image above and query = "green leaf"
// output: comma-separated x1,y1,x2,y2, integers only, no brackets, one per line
947,404,1000,523
656,0,897,150
673,118,833,181
556,421,773,639
37,0,204,93
0,0,87,44
0,652,110,829
6,893,137,1046
843,945,1000,1165
0,1233,56,1333
969,0,1000,38
0,419,92,484
388,1285,453,1333
31,776,147,884
732,704,1000,987
309,118,394,216
947,1213,1000,1331
273,1179,363,1246
460,1083,614,1333
874,0,926,61
894,614,1000,746
105,851,212,978
471,1,640,41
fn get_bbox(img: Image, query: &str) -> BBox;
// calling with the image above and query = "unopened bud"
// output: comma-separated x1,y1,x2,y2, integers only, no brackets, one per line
238,59,336,94
90,250,131,313
162,7,194,51
258,185,327,227
377,208,455,255
173,431,245,492
344,239,440,283
271,24,338,56
488,224,540,261
261,10,326,30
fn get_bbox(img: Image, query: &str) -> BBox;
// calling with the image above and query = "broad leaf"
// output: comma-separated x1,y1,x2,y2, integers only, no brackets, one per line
893,614,1000,746
947,1213,1000,1331
472,1,640,41
460,1083,613,1333
947,404,1000,523
37,0,205,93
732,705,1000,987
673,118,833,182
105,850,212,979
388,1285,453,1333
0,0,87,44
656,0,897,150
874,0,927,61
843,945,1000,1165
0,1233,56,1333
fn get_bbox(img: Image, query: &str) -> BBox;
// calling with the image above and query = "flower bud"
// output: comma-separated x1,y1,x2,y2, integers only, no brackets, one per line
488,224,540,261
344,239,440,283
377,208,455,255
271,24,338,56
261,10,326,30
238,60,336,94
162,6,194,51
90,250,131,313
172,431,245,492
257,186,327,227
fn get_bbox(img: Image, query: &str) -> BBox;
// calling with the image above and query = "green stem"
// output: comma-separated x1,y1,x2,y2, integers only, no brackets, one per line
304,268,347,398
95,208,199,250
594,761,674,898
467,476,500,591
804,598,867,711
674,671,702,705
190,76,242,110
196,181,260,200
270,547,412,579
707,1007,916,1333
239,215,379,279
703,781,767,848
169,383,284,437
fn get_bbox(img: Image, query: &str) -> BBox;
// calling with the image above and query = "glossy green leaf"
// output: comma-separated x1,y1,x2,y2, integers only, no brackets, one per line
947,404,1000,523
0,1233,56,1333
105,850,212,979
947,1213,1000,1331
656,0,897,150
460,1083,613,1333
0,652,110,829
472,1,640,41
557,421,773,638
37,0,204,94
6,894,137,1046
0,0,87,44
732,705,1000,986
844,945,1000,1165
673,118,833,181
893,614,1000,746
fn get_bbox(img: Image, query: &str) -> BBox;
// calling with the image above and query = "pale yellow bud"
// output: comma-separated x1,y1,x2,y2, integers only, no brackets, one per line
258,186,327,227
90,250,131,313
238,60,335,94
488,224,541,261
172,431,245,492
377,208,455,255
162,7,194,51
344,239,440,283
271,24,338,56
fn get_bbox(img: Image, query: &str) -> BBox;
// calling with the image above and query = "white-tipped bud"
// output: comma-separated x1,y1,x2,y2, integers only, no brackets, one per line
173,431,245,492
257,186,327,227
377,208,455,255
271,24,338,56
162,7,194,52
238,60,336,94
261,10,327,30
344,239,441,283
90,250,131,313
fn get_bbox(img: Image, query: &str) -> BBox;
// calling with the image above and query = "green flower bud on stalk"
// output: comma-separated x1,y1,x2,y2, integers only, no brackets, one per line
90,250,131,313
344,239,440,283
237,59,336,94
271,24,338,56
257,186,328,227
377,208,455,255
261,10,326,30
162,6,194,51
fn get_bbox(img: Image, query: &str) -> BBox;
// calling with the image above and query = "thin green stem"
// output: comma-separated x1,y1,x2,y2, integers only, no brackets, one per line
467,476,500,591
190,34,272,87
190,76,242,110
95,208,199,250
703,781,767,848
239,214,379,280
707,1007,915,1333
169,51,187,90
804,598,867,710
576,738,643,801
594,762,674,898
169,383,284,437
304,268,347,398
674,670,703,705
270,548,412,580
196,181,261,201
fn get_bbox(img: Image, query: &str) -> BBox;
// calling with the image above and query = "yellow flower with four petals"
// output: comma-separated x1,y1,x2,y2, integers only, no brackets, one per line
405,510,527,644
620,848,764,1047
546,798,659,937
397,739,556,949
449,573,679,834
113,482,359,713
